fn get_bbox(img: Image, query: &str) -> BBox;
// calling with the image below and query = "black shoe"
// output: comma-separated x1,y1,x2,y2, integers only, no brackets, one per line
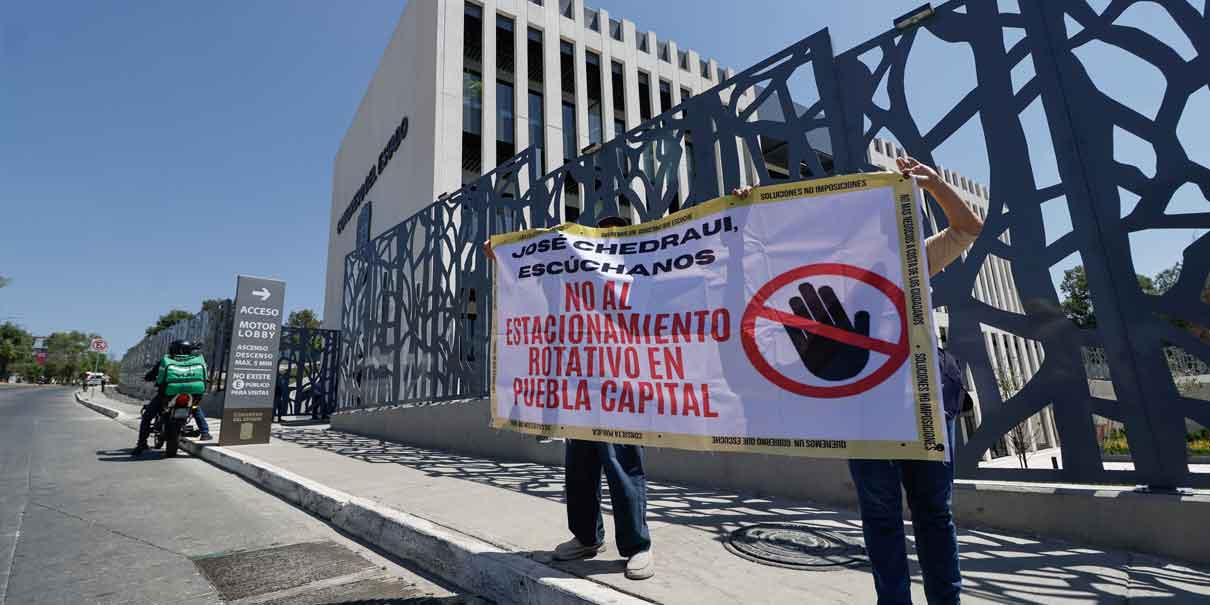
131,444,148,456
198,433,212,441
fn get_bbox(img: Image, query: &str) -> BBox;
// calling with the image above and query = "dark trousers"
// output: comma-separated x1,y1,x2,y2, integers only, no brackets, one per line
138,395,210,444
564,439,651,557
848,416,960,605
136,395,165,446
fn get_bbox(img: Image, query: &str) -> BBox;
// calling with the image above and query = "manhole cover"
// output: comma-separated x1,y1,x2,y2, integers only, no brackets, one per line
725,523,868,569
192,540,376,601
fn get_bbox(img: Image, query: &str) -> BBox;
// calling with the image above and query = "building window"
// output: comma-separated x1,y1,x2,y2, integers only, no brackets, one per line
638,71,655,176
528,28,545,168
585,7,599,31
560,40,577,160
609,18,622,41
680,86,692,103
700,59,710,79
658,41,670,62
659,79,671,113
562,101,577,162
496,80,516,168
636,32,649,53
527,28,544,89
463,72,483,137
611,60,626,134
462,3,485,182
875,139,884,154
496,15,516,162
497,15,515,76
529,0,542,5
560,40,575,96
586,50,604,145
678,50,689,70
529,91,545,168
560,0,573,18
637,71,652,120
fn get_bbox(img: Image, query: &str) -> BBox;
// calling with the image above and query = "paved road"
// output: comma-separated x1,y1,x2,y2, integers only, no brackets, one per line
0,386,479,604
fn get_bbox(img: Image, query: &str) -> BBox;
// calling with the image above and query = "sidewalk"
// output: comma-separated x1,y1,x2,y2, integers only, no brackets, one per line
79,389,1210,604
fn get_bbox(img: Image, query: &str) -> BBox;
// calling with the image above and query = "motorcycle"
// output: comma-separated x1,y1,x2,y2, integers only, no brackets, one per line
144,392,203,458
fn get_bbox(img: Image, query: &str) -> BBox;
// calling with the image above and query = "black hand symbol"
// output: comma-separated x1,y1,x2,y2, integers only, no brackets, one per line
784,282,871,381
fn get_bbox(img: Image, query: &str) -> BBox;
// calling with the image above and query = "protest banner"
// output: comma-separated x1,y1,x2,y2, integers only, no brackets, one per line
489,172,948,460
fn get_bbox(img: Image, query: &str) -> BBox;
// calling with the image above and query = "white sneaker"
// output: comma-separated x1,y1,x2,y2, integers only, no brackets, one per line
625,549,654,580
552,538,605,561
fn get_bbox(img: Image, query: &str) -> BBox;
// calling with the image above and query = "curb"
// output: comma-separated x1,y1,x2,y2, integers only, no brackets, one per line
74,391,651,605
74,391,124,419
183,443,651,605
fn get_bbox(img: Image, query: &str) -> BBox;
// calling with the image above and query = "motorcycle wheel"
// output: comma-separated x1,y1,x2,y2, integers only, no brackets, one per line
165,421,180,458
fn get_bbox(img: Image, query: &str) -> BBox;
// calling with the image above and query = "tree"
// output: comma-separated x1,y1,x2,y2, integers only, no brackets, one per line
0,322,34,380
1059,266,1097,328
42,331,93,384
201,298,231,314
1153,262,1182,294
1058,265,1160,328
287,309,322,329
994,367,1037,469
146,309,194,336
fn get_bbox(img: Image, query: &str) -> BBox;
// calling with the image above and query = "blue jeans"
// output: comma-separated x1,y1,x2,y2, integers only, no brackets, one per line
848,416,960,605
192,406,210,435
564,440,651,557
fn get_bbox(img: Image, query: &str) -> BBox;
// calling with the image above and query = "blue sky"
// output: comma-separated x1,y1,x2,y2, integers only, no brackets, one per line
1,1,1204,357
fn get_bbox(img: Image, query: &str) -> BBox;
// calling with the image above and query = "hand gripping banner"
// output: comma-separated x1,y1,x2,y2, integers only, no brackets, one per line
490,173,948,460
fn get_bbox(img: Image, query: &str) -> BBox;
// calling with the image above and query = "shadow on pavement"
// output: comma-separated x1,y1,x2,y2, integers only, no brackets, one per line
94,448,182,462
272,426,1210,603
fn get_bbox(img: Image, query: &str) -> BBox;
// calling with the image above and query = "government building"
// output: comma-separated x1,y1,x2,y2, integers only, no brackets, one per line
324,0,746,329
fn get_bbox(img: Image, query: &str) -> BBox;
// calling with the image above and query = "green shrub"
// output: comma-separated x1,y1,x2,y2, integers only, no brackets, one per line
1099,428,1210,455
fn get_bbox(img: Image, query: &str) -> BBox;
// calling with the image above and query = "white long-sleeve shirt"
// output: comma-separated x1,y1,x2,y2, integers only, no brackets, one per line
925,227,978,277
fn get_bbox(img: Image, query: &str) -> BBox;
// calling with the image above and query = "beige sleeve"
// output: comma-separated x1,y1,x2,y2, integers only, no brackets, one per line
924,227,978,277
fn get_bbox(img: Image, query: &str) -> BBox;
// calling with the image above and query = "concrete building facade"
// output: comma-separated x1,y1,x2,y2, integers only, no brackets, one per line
324,0,743,330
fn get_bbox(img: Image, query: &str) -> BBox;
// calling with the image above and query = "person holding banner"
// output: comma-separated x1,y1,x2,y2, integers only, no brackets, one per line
737,156,981,605
484,215,656,581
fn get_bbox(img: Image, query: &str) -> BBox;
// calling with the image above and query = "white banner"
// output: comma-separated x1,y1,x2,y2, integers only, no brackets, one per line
490,173,947,460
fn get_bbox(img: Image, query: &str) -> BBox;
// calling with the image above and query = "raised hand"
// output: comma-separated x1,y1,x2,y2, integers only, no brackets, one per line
784,282,871,381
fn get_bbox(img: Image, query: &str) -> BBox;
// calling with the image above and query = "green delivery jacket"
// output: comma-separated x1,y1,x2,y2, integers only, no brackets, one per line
156,353,208,396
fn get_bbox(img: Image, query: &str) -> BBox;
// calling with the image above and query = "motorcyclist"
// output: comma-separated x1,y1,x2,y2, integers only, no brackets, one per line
131,340,212,456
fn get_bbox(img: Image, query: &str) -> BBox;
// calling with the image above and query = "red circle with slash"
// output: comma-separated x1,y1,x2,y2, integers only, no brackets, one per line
741,263,910,398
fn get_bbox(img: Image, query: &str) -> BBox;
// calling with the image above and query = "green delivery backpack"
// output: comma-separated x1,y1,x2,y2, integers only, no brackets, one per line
158,353,208,396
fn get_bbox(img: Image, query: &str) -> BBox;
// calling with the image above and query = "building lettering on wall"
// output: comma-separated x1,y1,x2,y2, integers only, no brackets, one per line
337,115,409,234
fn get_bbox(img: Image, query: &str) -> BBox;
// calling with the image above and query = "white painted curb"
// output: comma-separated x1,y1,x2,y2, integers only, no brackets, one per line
183,442,652,605
74,391,125,419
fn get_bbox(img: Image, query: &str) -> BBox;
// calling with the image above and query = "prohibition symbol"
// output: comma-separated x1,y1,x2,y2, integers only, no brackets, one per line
741,263,909,398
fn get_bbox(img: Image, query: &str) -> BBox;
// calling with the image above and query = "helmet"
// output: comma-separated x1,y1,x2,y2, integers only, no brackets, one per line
169,340,195,356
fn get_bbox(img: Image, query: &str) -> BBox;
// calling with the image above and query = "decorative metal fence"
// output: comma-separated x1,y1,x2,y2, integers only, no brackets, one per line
340,151,541,410
118,302,233,401
275,327,341,419
340,0,1209,489
120,306,341,421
